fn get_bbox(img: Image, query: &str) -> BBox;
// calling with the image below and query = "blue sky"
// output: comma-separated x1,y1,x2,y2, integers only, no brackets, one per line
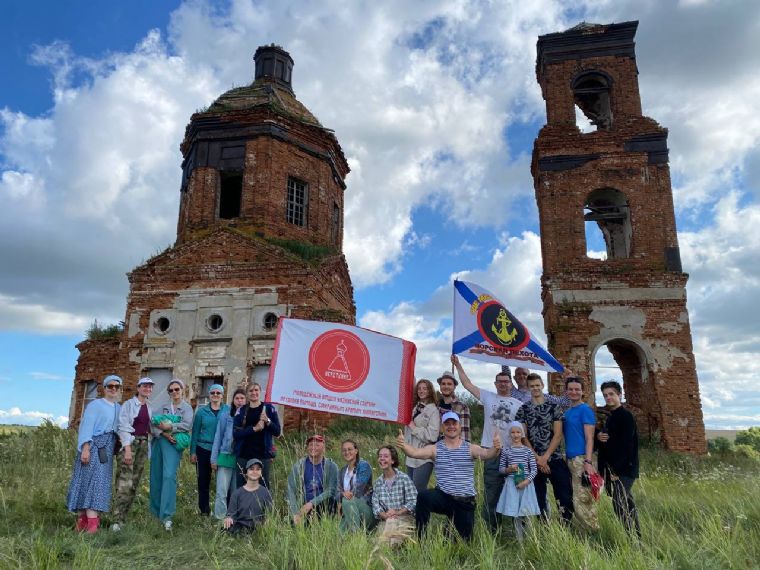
2,0,759,430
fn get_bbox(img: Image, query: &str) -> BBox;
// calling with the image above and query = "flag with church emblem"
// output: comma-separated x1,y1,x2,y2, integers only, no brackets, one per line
452,280,564,372
265,318,416,424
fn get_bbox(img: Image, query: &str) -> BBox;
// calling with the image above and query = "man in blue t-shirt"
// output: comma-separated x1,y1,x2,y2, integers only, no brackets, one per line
286,434,338,525
562,376,600,532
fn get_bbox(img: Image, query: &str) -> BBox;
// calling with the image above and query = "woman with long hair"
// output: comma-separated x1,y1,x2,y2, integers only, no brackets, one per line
66,374,123,534
404,378,440,492
211,388,247,519
336,439,374,532
149,378,193,530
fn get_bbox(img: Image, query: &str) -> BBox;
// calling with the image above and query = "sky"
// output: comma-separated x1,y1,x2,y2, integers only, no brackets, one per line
1,0,759,430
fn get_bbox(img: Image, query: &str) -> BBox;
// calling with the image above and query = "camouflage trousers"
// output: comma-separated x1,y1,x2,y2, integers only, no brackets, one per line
112,436,149,523
567,456,600,532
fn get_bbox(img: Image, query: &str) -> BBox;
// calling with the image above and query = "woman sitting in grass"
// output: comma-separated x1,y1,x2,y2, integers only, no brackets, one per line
223,458,273,535
496,421,540,542
371,446,417,546
337,439,375,532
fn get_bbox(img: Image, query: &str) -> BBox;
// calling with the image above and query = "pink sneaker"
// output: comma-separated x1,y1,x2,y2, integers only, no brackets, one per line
85,516,99,534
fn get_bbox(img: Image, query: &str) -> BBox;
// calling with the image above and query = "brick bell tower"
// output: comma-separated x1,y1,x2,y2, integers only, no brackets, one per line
71,45,354,431
531,22,706,452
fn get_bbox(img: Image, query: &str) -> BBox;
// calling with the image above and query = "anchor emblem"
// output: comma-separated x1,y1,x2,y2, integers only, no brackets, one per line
491,308,518,344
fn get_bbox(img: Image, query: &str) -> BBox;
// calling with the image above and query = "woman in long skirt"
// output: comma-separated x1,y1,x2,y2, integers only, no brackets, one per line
66,374,123,534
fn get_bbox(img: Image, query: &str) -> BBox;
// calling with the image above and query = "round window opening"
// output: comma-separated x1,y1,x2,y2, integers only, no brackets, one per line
263,312,278,331
154,316,171,334
207,314,224,332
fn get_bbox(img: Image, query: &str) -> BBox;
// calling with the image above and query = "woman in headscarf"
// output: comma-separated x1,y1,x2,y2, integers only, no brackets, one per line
149,378,193,530
404,378,440,492
66,374,123,534
211,388,247,519
190,383,228,516
336,439,374,532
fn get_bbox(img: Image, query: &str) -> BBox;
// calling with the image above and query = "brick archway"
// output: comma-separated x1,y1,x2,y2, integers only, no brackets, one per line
591,337,660,441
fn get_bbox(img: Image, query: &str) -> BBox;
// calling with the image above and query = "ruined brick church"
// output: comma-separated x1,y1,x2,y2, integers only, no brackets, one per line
70,45,354,430
70,23,706,452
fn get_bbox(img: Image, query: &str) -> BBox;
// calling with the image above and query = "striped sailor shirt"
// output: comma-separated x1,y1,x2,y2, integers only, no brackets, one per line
434,439,476,497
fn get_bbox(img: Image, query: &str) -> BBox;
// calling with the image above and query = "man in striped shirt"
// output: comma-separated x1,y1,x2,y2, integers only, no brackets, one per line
396,411,501,541
452,355,522,533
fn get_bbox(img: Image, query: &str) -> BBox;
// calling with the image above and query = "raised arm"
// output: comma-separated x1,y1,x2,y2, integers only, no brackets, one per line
451,354,480,401
471,430,502,461
396,429,436,461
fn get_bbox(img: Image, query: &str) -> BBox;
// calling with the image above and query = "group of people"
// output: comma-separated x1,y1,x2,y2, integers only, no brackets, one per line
67,357,641,544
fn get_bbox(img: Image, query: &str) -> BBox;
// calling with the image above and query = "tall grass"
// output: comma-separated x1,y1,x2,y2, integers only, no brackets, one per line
0,421,758,569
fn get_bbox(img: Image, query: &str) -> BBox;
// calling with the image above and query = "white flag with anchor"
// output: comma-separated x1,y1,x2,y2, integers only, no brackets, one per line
452,280,564,372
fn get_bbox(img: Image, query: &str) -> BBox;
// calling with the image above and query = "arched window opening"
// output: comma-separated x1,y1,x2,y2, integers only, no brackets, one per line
330,202,340,246
593,339,658,441
584,188,631,259
573,72,612,131
219,171,243,219
593,345,624,407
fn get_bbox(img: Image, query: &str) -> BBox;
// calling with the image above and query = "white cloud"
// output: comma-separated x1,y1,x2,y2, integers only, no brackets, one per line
1,1,759,428
29,372,68,381
360,231,546,391
0,407,68,428
0,293,91,334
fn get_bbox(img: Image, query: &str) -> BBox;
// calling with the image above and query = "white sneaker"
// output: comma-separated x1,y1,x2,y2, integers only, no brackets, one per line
111,523,121,532
164,520,173,531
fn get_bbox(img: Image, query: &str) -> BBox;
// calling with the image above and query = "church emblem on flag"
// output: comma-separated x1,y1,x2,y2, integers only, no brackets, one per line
308,329,371,392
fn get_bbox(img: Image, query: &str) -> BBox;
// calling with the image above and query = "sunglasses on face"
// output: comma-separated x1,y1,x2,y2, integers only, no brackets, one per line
105,384,121,390
210,391,222,396
168,387,182,393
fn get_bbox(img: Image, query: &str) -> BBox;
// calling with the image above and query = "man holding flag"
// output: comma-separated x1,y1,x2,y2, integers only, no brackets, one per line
451,279,567,532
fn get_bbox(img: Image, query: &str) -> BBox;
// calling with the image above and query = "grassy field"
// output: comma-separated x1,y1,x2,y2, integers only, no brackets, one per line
0,419,758,569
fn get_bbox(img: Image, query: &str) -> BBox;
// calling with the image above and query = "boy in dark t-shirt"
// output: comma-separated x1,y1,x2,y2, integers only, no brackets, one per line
515,374,573,524
223,458,272,534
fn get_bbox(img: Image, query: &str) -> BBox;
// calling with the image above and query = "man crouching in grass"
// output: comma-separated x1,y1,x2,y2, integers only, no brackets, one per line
223,458,273,535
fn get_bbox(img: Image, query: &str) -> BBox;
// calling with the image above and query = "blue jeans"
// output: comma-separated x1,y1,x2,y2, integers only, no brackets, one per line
214,466,236,519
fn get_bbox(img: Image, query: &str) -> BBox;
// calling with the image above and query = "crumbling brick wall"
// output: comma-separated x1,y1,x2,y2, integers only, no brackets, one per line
532,22,706,453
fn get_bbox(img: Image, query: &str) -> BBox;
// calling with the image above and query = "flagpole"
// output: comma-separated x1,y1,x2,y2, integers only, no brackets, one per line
451,279,456,371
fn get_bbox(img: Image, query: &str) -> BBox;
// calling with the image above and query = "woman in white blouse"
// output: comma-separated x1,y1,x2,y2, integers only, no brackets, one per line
403,378,441,492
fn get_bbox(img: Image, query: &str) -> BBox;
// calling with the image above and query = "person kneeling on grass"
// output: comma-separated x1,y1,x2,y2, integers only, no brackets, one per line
287,434,338,525
223,458,272,535
371,446,417,546
496,422,540,542
396,411,501,542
